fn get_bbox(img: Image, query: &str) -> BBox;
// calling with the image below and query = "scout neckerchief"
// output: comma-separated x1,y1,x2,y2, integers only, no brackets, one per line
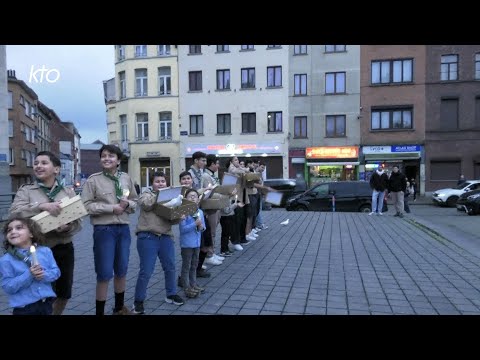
37,179,64,202
7,246,34,267
189,166,203,189
103,171,123,200
205,168,219,186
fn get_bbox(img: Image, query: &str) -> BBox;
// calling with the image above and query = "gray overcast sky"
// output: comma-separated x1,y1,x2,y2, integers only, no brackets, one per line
6,45,114,144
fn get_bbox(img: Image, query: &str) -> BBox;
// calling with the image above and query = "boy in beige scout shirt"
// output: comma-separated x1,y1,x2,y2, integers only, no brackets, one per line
81,145,138,315
9,151,82,315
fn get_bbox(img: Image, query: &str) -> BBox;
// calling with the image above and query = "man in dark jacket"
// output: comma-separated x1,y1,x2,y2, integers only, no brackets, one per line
369,165,389,215
388,165,407,217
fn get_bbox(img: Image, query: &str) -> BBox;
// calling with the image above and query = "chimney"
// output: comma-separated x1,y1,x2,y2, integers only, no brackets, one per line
7,69,16,79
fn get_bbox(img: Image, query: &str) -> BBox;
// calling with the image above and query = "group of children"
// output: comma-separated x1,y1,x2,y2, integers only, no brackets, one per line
0,145,270,315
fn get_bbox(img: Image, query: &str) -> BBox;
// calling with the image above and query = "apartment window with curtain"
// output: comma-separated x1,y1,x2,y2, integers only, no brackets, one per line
136,113,149,141
217,114,231,134
475,53,480,79
325,72,346,94
267,112,282,132
241,68,255,88
267,66,282,87
267,45,281,49
325,45,346,53
8,119,13,137
119,71,126,99
326,115,346,137
117,45,125,61
8,91,13,109
135,69,148,96
9,148,14,165
216,69,230,90
294,74,307,95
158,45,170,56
294,116,307,138
190,115,203,135
371,108,413,130
120,115,127,142
189,45,201,54
135,45,147,57
189,71,202,91
217,45,229,52
294,45,307,54
371,59,413,84
441,54,458,81
158,67,171,95
241,45,254,50
440,98,459,130
242,113,256,133
159,112,172,139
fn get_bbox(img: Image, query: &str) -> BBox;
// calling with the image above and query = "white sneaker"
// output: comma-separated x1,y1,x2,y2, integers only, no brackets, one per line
251,229,258,233
246,235,256,241
233,244,243,251
254,227,262,232
201,265,207,270
248,232,258,238
368,212,375,216
214,254,225,261
260,225,268,230
205,257,223,266
378,212,383,216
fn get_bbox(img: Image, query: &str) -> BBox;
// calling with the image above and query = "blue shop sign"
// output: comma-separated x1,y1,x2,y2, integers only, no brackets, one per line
391,145,420,152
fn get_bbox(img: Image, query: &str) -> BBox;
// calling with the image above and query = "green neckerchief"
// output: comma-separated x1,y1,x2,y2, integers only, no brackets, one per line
37,178,64,202
103,171,123,199
7,247,32,267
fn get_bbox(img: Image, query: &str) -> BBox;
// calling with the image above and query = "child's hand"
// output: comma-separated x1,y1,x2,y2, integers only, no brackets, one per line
30,265,44,280
113,204,125,215
119,198,129,209
39,201,62,216
237,202,245,208
195,218,202,226
56,223,71,233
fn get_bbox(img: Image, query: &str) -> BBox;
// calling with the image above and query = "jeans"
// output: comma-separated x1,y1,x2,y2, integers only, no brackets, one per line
180,247,200,289
256,196,264,226
93,224,131,281
134,232,177,300
371,190,385,213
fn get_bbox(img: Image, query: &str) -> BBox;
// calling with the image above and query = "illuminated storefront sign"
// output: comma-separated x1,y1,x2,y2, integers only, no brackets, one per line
305,146,359,159
185,143,282,156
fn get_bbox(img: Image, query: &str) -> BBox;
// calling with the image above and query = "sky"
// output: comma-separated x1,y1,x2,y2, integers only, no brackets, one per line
6,45,114,144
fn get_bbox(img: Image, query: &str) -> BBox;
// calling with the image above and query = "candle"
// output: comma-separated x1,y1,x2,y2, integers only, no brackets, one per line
30,245,39,266
122,189,130,198
235,194,238,202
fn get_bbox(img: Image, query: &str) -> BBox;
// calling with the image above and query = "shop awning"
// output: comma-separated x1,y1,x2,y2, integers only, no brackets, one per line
364,153,420,161
306,161,360,166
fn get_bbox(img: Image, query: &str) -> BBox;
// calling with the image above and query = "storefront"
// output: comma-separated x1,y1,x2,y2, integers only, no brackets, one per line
289,149,306,179
361,145,423,194
183,142,287,179
139,152,171,190
305,146,359,187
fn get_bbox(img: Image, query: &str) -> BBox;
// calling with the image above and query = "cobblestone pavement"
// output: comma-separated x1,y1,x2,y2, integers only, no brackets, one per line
1,207,480,315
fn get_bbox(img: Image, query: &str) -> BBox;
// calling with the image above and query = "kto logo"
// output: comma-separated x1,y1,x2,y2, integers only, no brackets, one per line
29,65,61,83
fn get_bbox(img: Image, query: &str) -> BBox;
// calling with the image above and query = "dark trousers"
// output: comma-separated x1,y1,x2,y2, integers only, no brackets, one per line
234,206,246,244
196,220,212,271
220,215,238,252
13,297,54,315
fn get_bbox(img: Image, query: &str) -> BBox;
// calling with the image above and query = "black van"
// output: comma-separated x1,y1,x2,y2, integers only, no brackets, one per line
285,181,372,213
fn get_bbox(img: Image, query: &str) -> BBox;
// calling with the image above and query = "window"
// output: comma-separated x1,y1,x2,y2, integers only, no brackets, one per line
8,91,12,109
267,45,281,49
440,98,459,130
119,71,126,99
325,72,345,94
241,45,254,50
241,68,255,88
135,45,147,57
371,108,413,130
441,54,458,81
190,115,203,135
26,151,32,167
476,54,480,79
189,71,202,91
294,45,307,55
159,112,172,139
267,112,282,132
294,74,307,95
326,115,346,137
117,45,125,61
476,97,480,128
217,114,231,134
158,67,171,95
371,59,413,84
8,119,13,137
135,69,148,96
189,45,201,54
158,45,170,56
242,113,256,133
325,45,346,53
9,148,14,165
217,45,229,52
216,69,230,90
120,115,127,142
294,116,307,138
136,113,149,141
19,95,24,106
25,101,30,117
267,66,282,87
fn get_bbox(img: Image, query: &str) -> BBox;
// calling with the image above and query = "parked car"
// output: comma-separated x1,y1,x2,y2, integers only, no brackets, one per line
456,189,480,213
263,178,307,207
432,180,480,207
286,181,372,213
